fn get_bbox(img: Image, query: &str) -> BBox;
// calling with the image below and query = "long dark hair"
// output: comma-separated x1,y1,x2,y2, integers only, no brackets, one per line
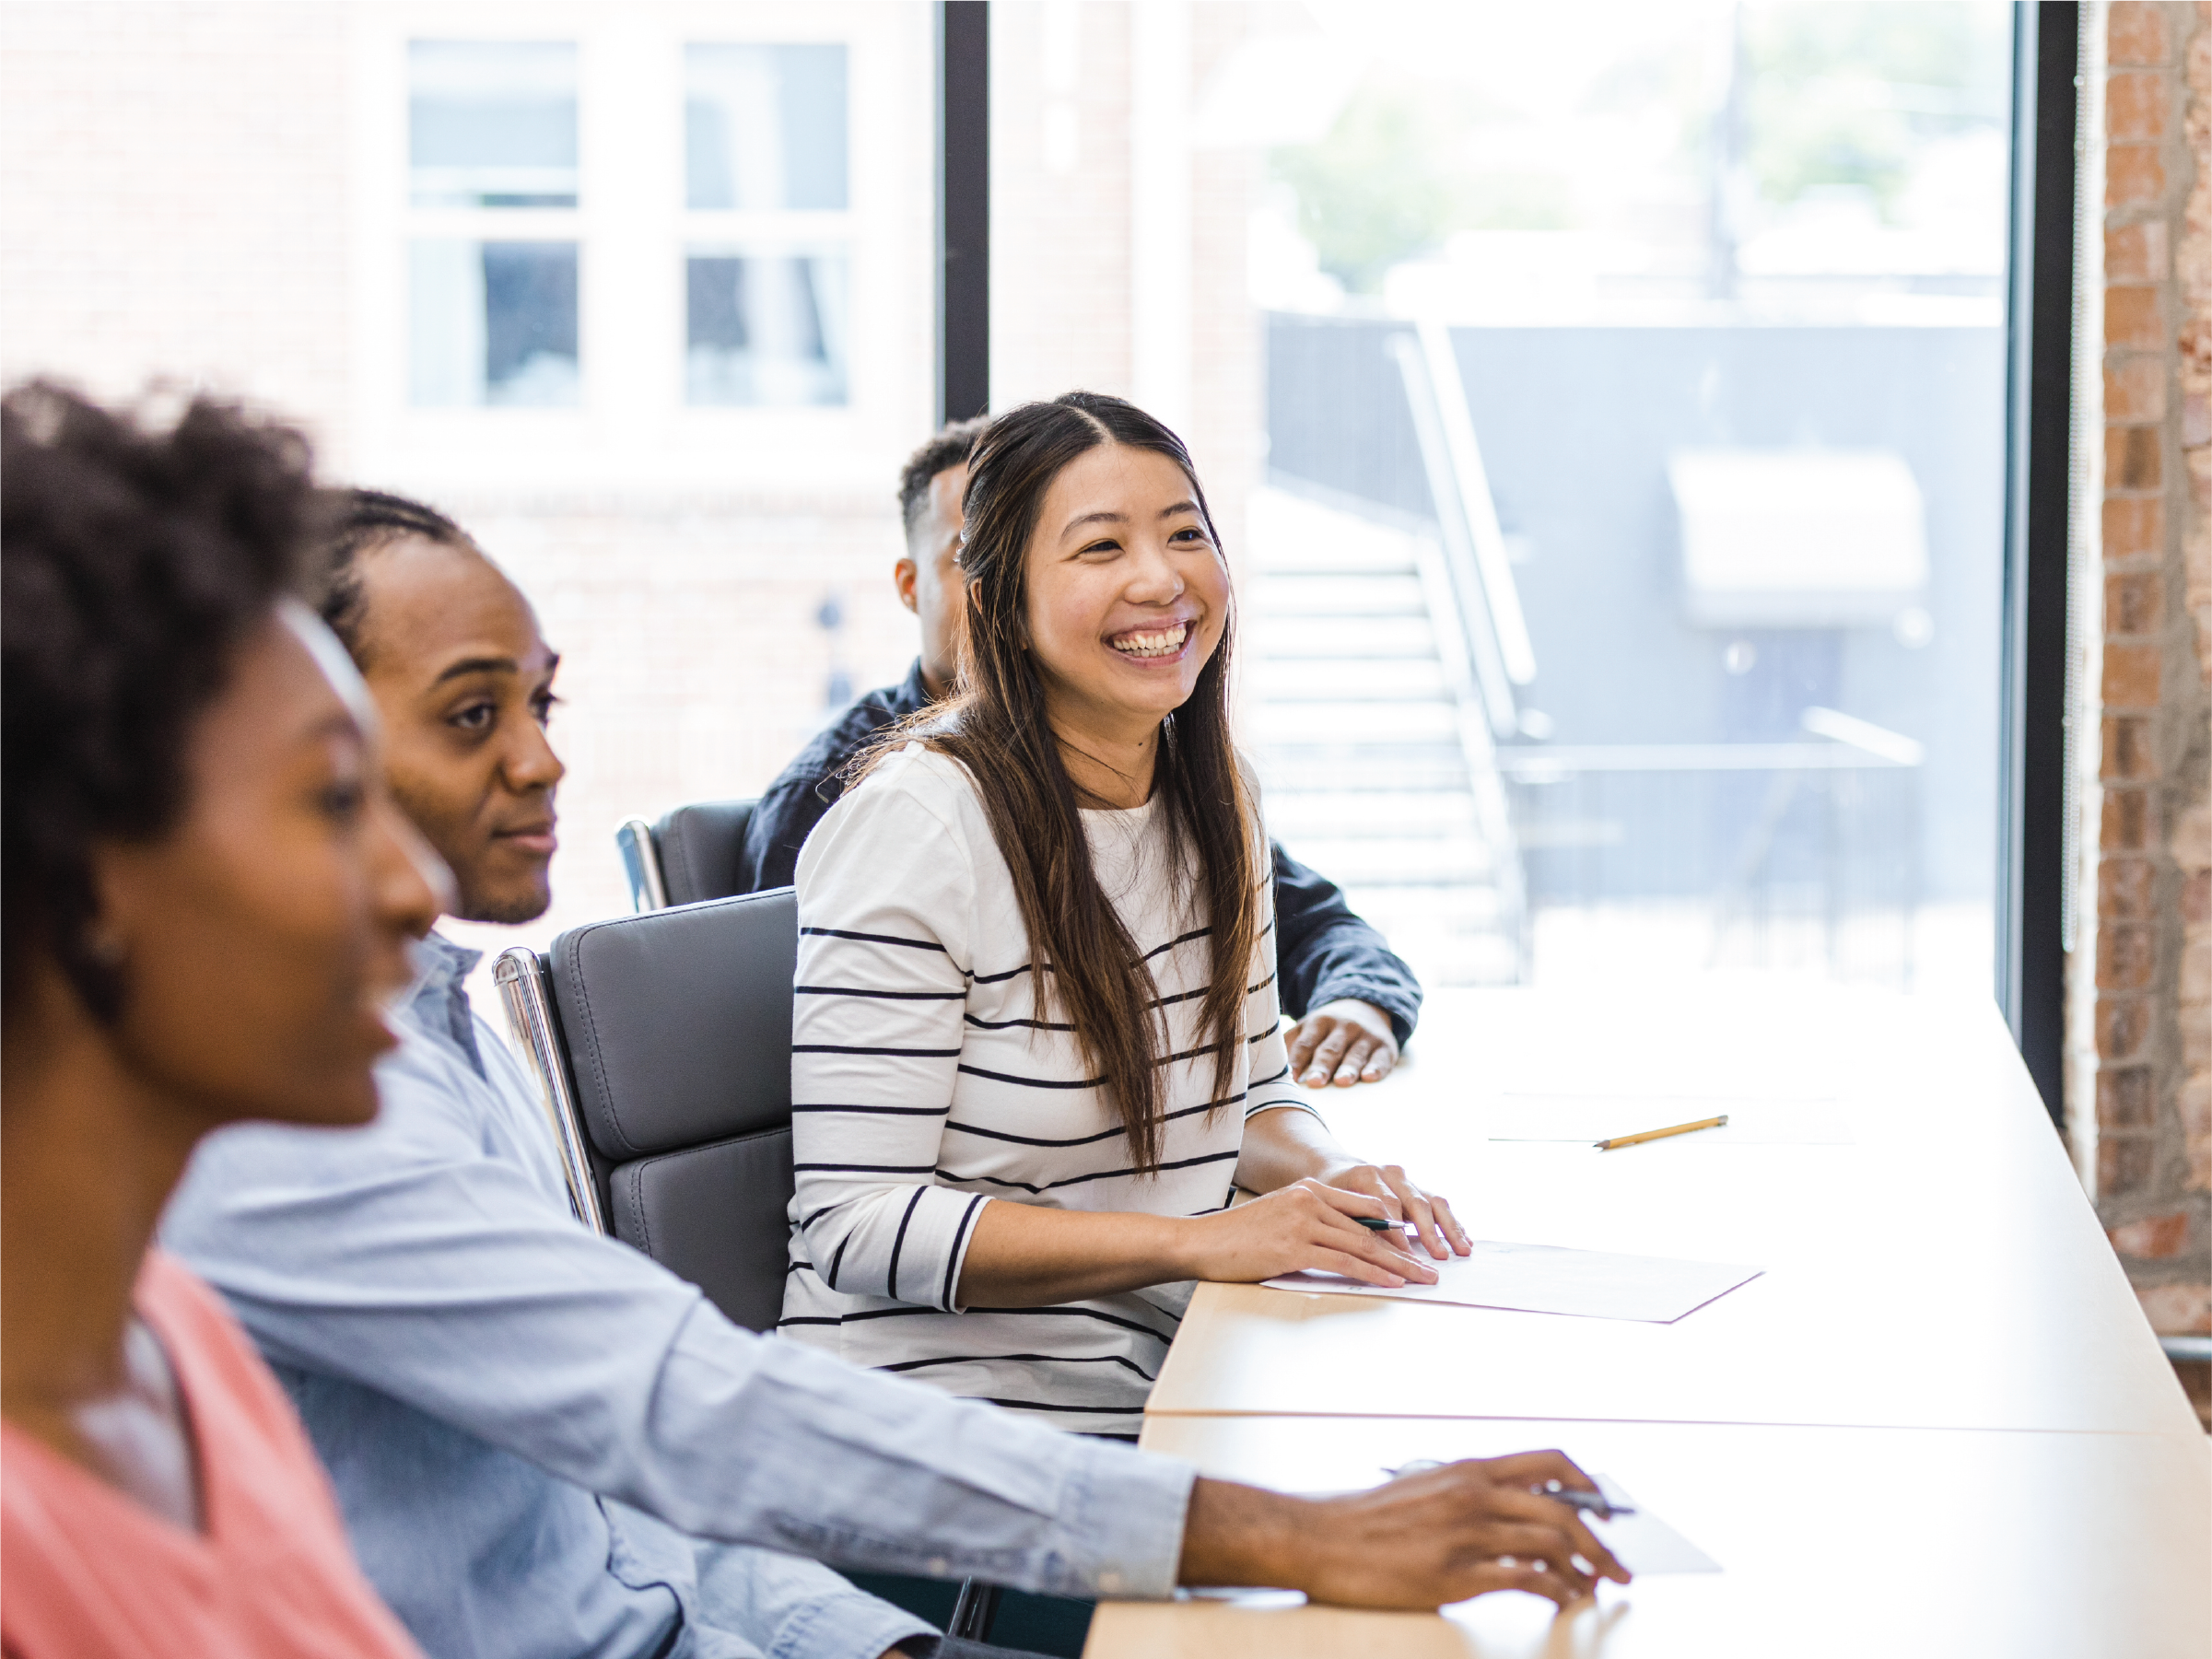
863,391,1260,1172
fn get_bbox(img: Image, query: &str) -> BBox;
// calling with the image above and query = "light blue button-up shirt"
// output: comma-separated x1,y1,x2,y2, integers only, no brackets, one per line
162,934,1195,1659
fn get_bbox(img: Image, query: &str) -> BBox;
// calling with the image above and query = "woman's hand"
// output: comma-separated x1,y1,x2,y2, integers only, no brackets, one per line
1316,1159,1470,1263
1177,1178,1440,1288
1287,999,1400,1087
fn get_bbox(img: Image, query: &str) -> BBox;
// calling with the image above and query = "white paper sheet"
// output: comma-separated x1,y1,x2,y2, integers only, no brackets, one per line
1484,1092,1855,1145
1586,1475,1723,1574
1262,1238,1763,1323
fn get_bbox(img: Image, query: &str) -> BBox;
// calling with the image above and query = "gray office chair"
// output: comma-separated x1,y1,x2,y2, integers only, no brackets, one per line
491,890,1003,1641
616,799,757,912
492,887,798,1328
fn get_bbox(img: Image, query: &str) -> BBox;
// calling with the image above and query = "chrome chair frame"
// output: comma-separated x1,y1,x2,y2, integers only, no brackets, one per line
615,818,668,913
492,946,605,1233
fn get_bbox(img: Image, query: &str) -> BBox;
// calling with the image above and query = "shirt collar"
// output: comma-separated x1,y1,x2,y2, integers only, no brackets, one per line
407,930,484,999
401,930,490,1079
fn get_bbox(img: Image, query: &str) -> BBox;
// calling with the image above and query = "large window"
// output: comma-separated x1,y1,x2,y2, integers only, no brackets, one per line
358,6,931,503
407,41,582,407
684,43,851,406
350,2,936,953
993,0,2015,997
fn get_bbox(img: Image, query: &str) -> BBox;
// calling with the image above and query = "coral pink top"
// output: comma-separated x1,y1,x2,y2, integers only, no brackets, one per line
2,1250,422,1659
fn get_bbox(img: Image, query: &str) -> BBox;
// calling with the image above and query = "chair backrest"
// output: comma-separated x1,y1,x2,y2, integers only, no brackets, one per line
653,799,756,906
497,888,799,1332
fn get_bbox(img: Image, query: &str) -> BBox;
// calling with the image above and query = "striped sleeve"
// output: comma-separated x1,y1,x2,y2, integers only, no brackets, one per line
1242,868,1320,1125
790,760,988,1313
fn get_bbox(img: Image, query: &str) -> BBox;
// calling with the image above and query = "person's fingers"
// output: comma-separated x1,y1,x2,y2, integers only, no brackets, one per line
1305,1174,1393,1221
1303,1022,1353,1086
1286,1019,1321,1076
1305,1244,1410,1288
1406,1192,1450,1260
1431,1192,1471,1254
1462,1561,1586,1609
1483,1486,1628,1585
1333,1034,1378,1086
1362,1042,1397,1081
1479,1450,1601,1496
1482,1523,1599,1593
1305,1174,1427,1264
1379,1167,1448,1259
1306,1198,1435,1280
1314,1211,1433,1279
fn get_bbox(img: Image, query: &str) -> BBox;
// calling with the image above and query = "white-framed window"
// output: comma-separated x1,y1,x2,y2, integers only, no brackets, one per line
406,40,583,408
351,4,932,495
683,42,851,407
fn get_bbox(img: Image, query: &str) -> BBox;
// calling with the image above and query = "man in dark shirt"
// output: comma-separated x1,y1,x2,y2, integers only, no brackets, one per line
735,421,1423,1088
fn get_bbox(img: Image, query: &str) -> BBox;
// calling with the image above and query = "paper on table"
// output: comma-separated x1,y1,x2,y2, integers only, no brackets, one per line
1263,1238,1763,1323
1485,1092,1855,1145
1586,1475,1722,1574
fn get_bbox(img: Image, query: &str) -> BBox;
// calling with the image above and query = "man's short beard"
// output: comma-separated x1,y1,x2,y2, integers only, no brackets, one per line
463,887,552,926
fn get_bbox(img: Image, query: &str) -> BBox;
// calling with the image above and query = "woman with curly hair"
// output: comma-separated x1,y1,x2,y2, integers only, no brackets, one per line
781,392,1471,1438
0,383,442,1658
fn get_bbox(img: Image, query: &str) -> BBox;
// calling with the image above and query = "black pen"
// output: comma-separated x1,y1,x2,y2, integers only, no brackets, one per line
1352,1215,1403,1231
1542,1487,1634,1517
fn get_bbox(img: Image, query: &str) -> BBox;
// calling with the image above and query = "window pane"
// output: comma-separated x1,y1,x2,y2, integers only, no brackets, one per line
685,251,847,405
410,240,579,406
685,44,848,211
410,41,578,208
993,1,2013,996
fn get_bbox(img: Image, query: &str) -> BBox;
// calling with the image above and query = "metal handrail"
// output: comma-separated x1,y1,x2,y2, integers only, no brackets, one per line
1499,708,1927,777
491,946,607,1235
1388,333,1518,737
1413,316,1537,687
1502,744,1918,775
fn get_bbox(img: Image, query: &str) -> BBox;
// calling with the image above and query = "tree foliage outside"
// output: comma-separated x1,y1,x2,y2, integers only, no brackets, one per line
1270,79,1479,296
1740,2,2012,219
1265,2,2012,296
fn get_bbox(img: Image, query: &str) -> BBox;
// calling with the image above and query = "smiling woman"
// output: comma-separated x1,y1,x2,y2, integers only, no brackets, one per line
778,392,1468,1441
0,383,441,1658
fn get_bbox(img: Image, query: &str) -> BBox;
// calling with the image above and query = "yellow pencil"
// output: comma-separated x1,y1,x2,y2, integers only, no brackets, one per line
1594,1114,1728,1151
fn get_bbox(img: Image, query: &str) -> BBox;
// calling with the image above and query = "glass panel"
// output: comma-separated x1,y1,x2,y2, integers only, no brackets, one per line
685,251,848,405
410,41,578,208
994,1,2014,997
685,44,849,211
410,240,579,406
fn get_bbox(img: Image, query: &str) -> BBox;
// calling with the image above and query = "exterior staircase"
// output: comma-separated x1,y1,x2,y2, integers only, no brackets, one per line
1239,483,1524,987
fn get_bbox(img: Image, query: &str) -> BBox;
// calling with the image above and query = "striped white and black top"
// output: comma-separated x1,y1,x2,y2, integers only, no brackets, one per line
780,742,1314,1435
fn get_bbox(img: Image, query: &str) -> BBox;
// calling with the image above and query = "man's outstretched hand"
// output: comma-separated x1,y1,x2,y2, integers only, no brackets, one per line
1287,999,1400,1087
1177,1451,1632,1610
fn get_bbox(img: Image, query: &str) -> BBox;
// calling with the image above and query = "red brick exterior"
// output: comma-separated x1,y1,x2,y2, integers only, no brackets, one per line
2077,3,2212,1363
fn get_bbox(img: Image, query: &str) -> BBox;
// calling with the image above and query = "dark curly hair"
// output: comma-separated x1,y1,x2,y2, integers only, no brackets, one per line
896,415,989,542
317,487,472,662
2,380,326,1022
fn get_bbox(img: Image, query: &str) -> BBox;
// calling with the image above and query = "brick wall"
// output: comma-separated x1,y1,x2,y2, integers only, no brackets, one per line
989,1,1261,568
0,2,355,458
440,491,918,948
2078,2,2212,1392
0,0,928,986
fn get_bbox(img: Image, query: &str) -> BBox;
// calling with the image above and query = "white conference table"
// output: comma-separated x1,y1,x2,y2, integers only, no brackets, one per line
1083,983,2211,1657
